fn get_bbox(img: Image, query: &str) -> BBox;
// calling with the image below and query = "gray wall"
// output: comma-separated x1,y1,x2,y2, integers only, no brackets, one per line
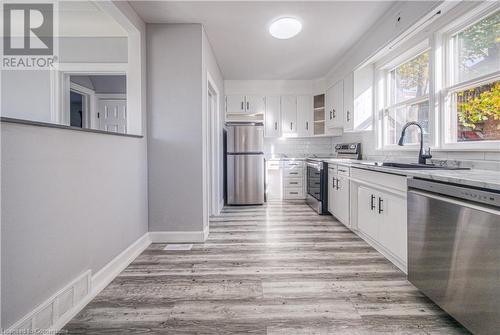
147,24,205,232
1,3,147,328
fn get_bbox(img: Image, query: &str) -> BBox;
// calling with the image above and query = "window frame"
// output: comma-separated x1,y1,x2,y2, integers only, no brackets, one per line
437,3,500,150
376,40,433,151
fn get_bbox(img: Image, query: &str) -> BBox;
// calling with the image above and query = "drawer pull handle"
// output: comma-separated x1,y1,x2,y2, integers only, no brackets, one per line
290,172,298,175
290,192,298,195
290,182,298,185
378,197,383,214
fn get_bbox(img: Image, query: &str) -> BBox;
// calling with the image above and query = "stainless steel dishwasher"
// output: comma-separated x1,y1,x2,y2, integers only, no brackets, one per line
407,178,500,335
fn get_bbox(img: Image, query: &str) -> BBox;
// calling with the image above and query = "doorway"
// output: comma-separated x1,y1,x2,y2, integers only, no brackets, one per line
207,73,221,218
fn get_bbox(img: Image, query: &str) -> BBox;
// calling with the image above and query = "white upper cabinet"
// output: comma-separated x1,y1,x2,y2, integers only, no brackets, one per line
296,95,313,137
246,95,265,115
281,95,297,134
325,80,344,130
331,80,344,128
264,96,281,138
343,72,354,131
226,95,246,114
226,95,265,114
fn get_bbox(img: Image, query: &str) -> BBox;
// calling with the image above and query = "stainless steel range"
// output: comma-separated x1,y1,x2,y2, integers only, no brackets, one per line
306,143,361,214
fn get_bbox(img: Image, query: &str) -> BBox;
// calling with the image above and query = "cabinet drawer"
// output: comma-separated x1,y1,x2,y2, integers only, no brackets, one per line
283,187,304,199
266,161,281,169
284,160,304,168
284,178,303,188
284,169,303,178
351,168,407,192
337,166,350,176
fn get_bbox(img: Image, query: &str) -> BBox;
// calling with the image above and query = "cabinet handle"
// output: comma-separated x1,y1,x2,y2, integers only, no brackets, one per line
290,122,293,130
290,182,298,185
370,195,376,210
378,197,383,214
332,177,336,189
336,178,339,190
290,192,299,195
241,101,244,110
338,169,347,173
274,122,277,130
347,110,350,122
330,111,333,119
247,101,249,110
306,121,309,130
332,109,336,118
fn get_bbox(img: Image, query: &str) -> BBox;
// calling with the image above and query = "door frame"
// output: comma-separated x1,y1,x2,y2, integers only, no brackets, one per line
207,71,221,217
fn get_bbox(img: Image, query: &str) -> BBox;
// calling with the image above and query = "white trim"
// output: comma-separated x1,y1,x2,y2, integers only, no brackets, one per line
95,94,127,100
207,71,221,217
91,233,151,295
55,63,128,73
149,227,209,243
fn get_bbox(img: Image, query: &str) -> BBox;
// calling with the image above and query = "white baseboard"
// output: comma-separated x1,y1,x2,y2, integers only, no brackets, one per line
6,228,212,332
149,227,209,243
218,199,224,213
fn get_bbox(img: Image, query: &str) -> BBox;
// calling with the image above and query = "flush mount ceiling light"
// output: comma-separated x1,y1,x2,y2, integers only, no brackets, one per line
269,17,302,39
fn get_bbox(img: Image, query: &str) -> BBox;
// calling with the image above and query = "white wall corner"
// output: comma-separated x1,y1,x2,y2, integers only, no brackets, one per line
149,227,209,243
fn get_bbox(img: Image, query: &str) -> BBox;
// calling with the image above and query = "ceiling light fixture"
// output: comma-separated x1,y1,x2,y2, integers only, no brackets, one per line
269,17,302,39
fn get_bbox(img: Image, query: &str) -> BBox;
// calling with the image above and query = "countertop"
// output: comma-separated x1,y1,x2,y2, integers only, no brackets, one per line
329,160,500,191
264,156,500,190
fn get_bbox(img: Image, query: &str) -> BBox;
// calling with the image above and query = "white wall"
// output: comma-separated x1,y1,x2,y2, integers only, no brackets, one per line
147,24,205,233
0,2,148,329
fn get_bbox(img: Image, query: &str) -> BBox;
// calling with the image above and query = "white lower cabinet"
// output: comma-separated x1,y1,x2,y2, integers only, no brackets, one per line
357,185,380,240
328,164,350,227
265,160,306,200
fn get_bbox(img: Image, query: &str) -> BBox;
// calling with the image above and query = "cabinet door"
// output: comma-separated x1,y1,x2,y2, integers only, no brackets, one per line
226,95,246,114
343,72,354,131
281,95,297,134
331,80,344,128
334,175,350,225
296,95,313,137
328,169,335,214
325,85,335,128
246,96,265,115
266,161,282,200
378,192,407,262
357,186,378,240
264,96,281,137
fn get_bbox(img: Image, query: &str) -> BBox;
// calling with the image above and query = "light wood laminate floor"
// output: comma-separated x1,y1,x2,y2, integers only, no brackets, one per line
64,201,469,334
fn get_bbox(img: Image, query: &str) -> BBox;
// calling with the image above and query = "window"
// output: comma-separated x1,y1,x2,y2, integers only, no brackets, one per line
444,9,500,145
382,50,430,146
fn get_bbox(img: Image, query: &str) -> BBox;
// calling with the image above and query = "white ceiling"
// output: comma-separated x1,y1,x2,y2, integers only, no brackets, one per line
130,1,395,80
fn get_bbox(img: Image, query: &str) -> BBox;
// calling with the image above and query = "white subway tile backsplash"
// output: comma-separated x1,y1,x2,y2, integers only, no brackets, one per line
264,137,334,158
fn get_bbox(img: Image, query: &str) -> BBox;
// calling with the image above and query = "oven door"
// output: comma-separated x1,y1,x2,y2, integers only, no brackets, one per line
307,162,322,200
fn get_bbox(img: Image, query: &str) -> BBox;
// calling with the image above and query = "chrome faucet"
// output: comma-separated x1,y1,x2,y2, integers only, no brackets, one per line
398,121,432,165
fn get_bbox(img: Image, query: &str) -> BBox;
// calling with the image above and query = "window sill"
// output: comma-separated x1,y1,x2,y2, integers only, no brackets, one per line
0,117,143,138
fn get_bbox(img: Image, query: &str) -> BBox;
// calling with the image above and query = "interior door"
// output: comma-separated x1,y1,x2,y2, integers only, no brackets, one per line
98,99,127,133
246,96,265,115
297,95,312,137
264,96,281,137
281,95,297,134
357,186,378,240
226,95,246,114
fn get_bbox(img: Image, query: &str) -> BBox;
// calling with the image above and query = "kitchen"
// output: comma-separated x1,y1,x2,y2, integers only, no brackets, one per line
1,0,499,334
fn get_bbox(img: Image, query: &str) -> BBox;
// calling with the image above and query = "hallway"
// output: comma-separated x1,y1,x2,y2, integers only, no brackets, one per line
64,202,467,334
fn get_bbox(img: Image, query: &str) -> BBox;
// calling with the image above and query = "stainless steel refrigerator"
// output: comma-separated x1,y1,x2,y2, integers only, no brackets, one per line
225,122,265,205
